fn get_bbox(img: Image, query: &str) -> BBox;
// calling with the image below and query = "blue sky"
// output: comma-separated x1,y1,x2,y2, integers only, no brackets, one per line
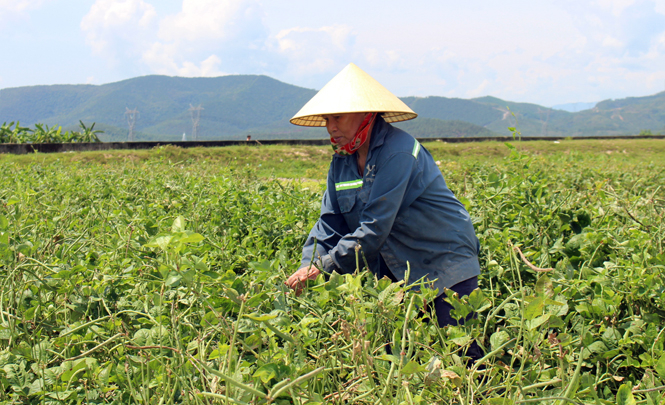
1,0,665,107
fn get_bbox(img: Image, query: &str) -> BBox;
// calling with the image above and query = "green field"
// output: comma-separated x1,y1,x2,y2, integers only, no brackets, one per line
0,139,664,404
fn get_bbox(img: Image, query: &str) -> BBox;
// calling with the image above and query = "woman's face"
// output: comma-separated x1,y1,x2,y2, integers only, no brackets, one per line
322,113,366,147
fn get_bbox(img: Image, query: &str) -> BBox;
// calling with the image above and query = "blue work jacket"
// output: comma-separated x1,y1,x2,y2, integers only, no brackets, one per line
301,116,481,294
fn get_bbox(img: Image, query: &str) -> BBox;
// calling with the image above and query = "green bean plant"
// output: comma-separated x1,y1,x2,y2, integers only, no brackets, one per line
0,142,663,404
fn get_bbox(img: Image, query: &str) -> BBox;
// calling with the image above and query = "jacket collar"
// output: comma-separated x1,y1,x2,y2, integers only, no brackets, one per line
368,115,389,152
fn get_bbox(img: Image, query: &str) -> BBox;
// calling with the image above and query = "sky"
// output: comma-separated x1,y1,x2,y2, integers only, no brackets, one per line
1,0,665,107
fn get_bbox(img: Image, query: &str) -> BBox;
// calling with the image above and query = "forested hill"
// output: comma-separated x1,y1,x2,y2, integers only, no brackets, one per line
0,75,320,141
473,93,665,137
1,74,663,141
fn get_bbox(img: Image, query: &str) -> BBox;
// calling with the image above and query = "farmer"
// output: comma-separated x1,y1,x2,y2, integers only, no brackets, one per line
285,63,482,358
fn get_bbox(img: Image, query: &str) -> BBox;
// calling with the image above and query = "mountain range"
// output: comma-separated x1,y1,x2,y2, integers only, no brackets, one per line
1,74,663,141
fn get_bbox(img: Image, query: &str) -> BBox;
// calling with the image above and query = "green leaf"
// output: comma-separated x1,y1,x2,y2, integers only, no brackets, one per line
0,326,12,340
583,341,608,359
249,260,272,272
526,314,550,330
201,311,220,327
548,316,565,328
246,313,278,322
208,345,230,360
16,243,31,256
133,329,152,346
253,364,277,383
223,286,242,305
24,306,37,321
458,195,472,212
4,362,31,389
535,275,553,297
376,354,399,363
171,216,186,233
490,330,510,351
524,296,545,320
145,235,173,250
655,354,665,379
468,288,491,312
401,360,426,375
616,383,636,405
61,359,89,382
489,399,514,405
0,215,8,231
253,362,290,384
451,336,471,346
299,316,319,328
177,231,204,244
182,269,196,284
165,272,182,287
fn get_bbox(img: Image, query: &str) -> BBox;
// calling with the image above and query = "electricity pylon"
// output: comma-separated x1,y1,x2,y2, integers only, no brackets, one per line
125,107,139,141
189,104,203,141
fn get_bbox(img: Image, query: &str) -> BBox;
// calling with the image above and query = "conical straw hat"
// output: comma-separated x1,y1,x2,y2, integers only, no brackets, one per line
290,63,417,127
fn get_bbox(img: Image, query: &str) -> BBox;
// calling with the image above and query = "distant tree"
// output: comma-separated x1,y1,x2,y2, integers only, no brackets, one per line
76,121,103,143
0,121,103,143
0,121,30,143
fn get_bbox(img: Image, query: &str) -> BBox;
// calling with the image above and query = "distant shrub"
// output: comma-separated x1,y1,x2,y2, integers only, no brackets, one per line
0,120,102,143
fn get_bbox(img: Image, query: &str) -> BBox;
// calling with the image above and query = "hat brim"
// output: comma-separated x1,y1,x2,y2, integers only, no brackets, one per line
290,63,417,127
290,111,417,127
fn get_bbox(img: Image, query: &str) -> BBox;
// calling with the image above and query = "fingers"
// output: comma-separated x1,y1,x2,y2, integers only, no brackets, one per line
286,267,307,288
285,274,300,289
285,266,321,292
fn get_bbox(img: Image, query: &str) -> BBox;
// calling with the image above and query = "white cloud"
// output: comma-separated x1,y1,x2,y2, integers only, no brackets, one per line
69,0,665,106
81,0,157,58
0,0,48,13
0,0,52,24
466,79,490,99
79,0,271,78
181,55,224,77
142,41,225,77
656,0,665,13
569,0,665,55
134,0,266,77
363,48,405,70
276,25,353,55
274,25,355,78
602,36,624,47
595,0,639,16
141,41,177,74
158,0,251,42
391,0,665,104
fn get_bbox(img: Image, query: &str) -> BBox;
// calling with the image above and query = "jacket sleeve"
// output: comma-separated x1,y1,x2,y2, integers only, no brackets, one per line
300,168,351,270
318,151,421,274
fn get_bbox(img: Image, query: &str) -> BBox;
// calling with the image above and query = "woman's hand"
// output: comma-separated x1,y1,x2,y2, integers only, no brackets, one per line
285,265,321,295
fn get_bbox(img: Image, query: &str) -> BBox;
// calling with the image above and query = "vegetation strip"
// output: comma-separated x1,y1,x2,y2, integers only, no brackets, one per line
0,140,663,403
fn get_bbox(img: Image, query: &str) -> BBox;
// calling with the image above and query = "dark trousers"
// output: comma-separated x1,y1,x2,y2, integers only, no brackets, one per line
378,256,484,362
433,276,484,362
